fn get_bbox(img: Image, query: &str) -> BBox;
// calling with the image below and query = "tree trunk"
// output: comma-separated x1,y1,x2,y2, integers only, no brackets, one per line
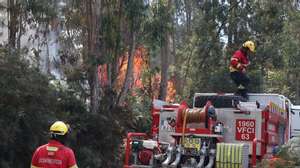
228,0,237,50
90,67,101,113
172,20,181,95
184,0,191,36
159,33,170,101
111,0,123,89
7,0,20,49
159,0,172,101
17,7,22,53
260,64,265,92
86,0,102,113
117,30,136,105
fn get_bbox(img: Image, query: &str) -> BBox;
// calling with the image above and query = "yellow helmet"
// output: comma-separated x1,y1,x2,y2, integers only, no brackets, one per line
50,121,69,135
242,40,255,52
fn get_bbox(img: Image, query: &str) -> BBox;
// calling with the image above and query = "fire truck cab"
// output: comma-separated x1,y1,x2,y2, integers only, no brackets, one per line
124,93,293,168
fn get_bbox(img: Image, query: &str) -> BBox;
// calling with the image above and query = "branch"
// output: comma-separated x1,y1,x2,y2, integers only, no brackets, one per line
216,0,243,38
0,3,7,10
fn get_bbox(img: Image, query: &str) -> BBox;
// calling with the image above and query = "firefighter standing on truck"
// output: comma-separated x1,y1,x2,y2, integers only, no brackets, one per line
31,121,78,168
229,40,255,99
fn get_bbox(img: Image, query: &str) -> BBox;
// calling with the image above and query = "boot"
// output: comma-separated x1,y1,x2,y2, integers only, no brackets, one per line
234,88,242,96
240,89,248,100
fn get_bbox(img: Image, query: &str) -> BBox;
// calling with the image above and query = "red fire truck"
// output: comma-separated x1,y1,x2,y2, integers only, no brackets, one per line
124,93,292,168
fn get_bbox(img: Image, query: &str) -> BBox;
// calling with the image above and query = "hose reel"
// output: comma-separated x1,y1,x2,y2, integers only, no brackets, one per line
181,108,207,124
177,101,216,128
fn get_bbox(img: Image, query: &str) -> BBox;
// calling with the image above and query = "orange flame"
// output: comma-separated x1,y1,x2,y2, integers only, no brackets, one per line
98,46,176,103
150,74,176,102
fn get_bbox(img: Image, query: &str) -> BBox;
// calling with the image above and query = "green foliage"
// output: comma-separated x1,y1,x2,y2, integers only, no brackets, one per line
2,0,300,167
144,0,174,48
25,0,57,22
0,47,134,167
126,88,152,133
248,70,264,93
171,0,300,103
71,106,132,168
282,11,300,71
124,0,148,31
174,0,225,98
258,138,300,168
0,48,57,167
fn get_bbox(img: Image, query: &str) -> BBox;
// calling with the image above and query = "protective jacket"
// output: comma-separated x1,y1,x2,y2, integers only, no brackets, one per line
31,140,78,168
229,50,249,72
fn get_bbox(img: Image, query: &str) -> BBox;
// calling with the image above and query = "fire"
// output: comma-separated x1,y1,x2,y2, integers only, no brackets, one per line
150,73,176,102
98,46,176,102
166,79,176,102
114,46,147,91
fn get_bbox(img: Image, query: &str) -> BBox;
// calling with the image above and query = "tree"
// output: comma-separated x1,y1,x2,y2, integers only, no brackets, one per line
0,47,62,167
145,0,174,101
281,9,300,103
158,0,173,101
117,0,147,104
84,0,102,113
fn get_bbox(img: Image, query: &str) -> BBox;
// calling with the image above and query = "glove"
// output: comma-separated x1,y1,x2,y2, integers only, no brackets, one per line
242,63,250,68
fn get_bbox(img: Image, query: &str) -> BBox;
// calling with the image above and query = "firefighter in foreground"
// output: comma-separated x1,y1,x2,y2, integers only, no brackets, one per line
31,121,78,168
229,40,255,99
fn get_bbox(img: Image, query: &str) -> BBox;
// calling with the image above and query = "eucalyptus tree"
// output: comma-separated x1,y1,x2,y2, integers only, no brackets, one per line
173,0,228,97
1,0,58,51
58,0,104,113
117,0,148,104
281,8,300,103
144,0,174,101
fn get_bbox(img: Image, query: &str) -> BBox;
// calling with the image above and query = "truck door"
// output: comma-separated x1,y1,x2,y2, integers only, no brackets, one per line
291,106,300,137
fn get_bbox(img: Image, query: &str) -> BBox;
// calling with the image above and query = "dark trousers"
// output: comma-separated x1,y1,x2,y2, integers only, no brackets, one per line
230,71,250,98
